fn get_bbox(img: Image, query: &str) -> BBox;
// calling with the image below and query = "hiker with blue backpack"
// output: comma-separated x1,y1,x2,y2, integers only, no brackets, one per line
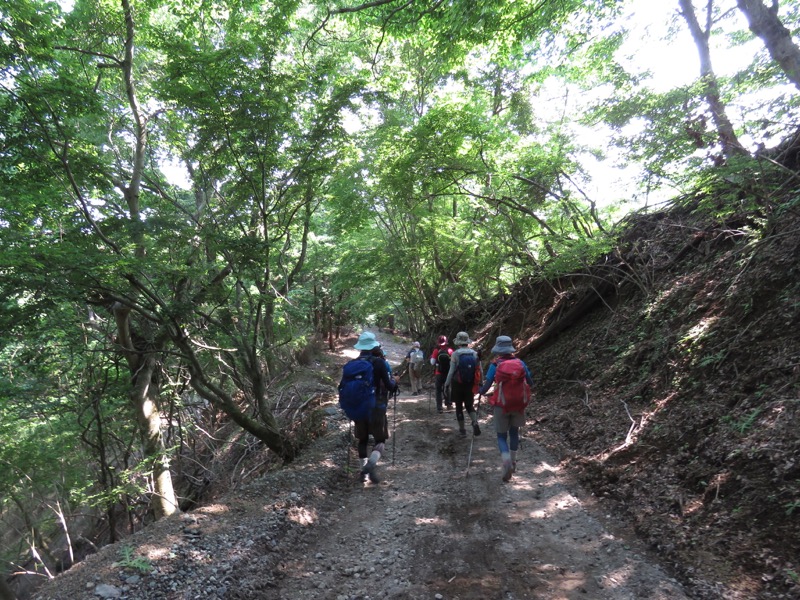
338,331,399,484
444,331,482,437
479,335,534,482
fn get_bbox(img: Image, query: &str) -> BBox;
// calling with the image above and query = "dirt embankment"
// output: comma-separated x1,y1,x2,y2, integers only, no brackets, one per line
434,202,800,599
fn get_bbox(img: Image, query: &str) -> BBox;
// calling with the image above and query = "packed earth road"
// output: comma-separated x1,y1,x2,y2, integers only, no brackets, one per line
31,334,695,600
243,336,691,600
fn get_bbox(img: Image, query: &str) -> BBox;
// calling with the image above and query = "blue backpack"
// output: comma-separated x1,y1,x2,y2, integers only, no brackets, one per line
455,352,477,385
338,358,376,421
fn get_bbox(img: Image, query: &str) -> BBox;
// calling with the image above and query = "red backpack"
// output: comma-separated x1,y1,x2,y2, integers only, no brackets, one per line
472,360,483,395
490,358,531,413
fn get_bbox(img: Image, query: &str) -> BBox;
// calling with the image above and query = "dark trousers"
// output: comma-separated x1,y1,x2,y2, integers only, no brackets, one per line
451,382,475,425
435,374,449,409
354,407,388,458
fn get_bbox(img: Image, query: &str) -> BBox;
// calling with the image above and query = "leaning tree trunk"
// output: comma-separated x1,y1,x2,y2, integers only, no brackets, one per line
679,0,748,159
170,332,296,461
737,0,800,90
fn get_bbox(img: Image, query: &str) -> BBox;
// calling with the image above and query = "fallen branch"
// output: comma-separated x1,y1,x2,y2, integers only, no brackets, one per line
621,400,639,446
290,393,321,423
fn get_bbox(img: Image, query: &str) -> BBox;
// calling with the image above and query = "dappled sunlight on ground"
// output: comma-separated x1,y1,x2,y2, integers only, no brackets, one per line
599,562,635,590
195,503,229,515
507,476,535,491
287,506,317,526
314,457,341,470
340,347,359,360
547,491,583,512
530,459,561,476
141,538,182,561
516,490,583,520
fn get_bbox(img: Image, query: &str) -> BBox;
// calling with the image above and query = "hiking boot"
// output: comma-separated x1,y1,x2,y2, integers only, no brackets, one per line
472,422,481,436
502,459,513,482
437,408,443,414
362,462,380,484
511,461,517,474
459,427,467,437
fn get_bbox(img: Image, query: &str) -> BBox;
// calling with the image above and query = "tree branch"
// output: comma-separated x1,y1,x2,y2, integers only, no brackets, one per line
330,0,402,15
53,45,123,66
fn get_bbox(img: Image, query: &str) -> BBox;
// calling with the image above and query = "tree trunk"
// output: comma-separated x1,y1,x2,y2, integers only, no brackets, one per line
113,304,179,519
737,0,800,90
107,0,176,520
678,0,748,159
131,353,179,519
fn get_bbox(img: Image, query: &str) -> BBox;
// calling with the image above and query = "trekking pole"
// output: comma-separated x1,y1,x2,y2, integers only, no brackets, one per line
392,387,398,465
347,419,353,475
465,395,479,476
466,433,476,478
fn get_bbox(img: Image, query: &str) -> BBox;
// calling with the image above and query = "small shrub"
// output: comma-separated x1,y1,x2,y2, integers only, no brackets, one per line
113,546,152,573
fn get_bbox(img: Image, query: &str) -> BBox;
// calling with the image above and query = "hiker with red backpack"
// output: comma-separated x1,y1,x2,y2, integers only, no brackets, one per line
479,335,534,482
429,335,453,413
444,331,482,437
338,331,399,484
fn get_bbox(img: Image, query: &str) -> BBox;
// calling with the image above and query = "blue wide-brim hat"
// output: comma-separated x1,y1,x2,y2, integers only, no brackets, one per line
491,335,516,354
354,331,380,350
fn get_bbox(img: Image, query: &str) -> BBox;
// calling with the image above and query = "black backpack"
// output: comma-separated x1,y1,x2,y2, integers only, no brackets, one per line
437,349,451,374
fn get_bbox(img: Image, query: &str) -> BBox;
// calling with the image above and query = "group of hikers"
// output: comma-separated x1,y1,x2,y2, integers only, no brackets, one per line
338,330,534,485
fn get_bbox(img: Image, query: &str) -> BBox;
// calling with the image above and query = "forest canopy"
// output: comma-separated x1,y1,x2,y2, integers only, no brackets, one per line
2,0,800,588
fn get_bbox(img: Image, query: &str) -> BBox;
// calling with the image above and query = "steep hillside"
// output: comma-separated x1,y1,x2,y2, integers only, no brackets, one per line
445,196,800,598
17,193,799,600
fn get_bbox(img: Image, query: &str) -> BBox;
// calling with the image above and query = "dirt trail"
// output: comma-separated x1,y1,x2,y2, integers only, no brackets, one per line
266,335,689,599
28,333,693,600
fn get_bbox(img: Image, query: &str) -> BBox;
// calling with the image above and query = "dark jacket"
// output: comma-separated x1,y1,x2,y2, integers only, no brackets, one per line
358,350,397,402
430,346,453,376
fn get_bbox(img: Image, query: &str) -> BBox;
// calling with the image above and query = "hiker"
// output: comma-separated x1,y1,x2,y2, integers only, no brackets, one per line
373,345,394,402
339,331,399,484
406,341,424,395
444,331,482,437
429,335,453,413
479,335,534,482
